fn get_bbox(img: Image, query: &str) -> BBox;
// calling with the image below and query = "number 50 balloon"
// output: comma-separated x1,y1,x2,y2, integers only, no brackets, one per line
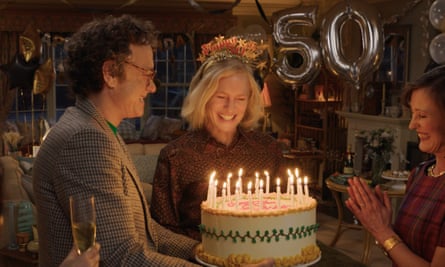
320,0,383,89
272,6,321,86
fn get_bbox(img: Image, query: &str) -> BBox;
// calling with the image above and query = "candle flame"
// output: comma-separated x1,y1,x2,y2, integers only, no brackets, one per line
238,168,243,177
297,177,302,185
223,181,227,188
277,178,281,186
294,168,299,178
248,181,252,190
255,172,259,178
210,171,216,180
227,172,232,179
264,170,269,177
304,176,308,184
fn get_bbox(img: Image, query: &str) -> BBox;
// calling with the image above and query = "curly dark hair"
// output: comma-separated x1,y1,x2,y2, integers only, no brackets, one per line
64,14,158,98
402,65,445,113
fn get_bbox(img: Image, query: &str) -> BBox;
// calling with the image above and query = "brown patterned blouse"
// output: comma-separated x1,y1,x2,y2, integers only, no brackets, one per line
150,128,286,240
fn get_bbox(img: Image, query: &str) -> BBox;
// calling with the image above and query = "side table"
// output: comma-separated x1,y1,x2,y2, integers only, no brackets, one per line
0,247,38,267
325,177,405,264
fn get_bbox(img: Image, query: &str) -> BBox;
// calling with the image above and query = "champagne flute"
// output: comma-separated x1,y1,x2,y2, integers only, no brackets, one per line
69,194,96,255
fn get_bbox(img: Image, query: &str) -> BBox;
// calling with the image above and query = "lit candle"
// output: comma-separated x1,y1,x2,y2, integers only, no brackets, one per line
276,178,281,209
207,171,216,207
213,179,218,209
286,169,292,194
304,176,309,197
235,179,241,210
289,175,294,205
294,168,299,180
248,181,253,211
238,168,243,194
264,170,270,194
255,172,259,198
222,182,227,208
259,179,264,209
227,172,232,201
297,177,303,197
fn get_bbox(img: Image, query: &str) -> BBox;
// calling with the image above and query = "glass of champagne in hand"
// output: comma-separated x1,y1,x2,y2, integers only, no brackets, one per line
69,195,96,255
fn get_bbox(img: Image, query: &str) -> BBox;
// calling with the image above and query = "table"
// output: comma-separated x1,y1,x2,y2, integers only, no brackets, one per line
325,177,405,264
0,247,38,267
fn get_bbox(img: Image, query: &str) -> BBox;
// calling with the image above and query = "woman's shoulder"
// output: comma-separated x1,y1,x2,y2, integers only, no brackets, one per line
160,130,206,153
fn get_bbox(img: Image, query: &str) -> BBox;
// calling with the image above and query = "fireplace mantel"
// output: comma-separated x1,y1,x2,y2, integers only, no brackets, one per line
337,111,418,171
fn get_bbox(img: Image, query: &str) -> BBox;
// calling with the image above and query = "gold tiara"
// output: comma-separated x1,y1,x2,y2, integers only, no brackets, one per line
197,36,265,69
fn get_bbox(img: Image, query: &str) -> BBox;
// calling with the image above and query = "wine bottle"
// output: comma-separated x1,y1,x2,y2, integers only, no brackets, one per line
343,144,354,175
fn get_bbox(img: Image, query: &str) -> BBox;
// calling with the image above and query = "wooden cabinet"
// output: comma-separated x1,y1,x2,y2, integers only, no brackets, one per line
293,95,347,193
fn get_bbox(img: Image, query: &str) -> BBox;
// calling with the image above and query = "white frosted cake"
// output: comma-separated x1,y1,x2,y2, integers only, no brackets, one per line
197,193,320,267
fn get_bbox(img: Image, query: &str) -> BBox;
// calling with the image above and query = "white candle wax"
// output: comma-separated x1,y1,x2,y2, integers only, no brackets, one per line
235,180,241,210
290,176,294,205
255,172,259,198
259,179,264,209
227,173,232,201
276,178,281,209
286,169,292,194
238,168,243,194
222,182,227,209
248,181,253,211
304,176,309,197
297,177,303,197
207,171,215,206
213,179,218,209
264,170,270,194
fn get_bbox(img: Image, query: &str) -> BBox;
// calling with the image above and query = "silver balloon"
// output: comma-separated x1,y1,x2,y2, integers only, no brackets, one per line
272,5,321,86
429,33,445,64
272,39,321,85
429,0,445,32
320,0,383,89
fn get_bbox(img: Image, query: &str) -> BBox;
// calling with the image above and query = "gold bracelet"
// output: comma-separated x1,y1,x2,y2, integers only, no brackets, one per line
382,236,402,252
375,236,402,256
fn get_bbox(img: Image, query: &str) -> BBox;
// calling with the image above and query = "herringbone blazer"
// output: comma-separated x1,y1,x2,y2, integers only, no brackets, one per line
33,97,200,266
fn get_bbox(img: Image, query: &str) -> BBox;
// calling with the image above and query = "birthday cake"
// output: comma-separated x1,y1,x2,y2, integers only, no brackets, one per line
197,192,320,267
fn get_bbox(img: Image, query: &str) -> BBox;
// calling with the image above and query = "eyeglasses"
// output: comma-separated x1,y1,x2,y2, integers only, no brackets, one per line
124,60,156,87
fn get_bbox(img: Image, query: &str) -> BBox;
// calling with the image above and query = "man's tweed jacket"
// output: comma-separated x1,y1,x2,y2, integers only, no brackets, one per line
33,97,200,266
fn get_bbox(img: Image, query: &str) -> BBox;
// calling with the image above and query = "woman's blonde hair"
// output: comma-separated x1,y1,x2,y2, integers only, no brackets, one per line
181,58,264,130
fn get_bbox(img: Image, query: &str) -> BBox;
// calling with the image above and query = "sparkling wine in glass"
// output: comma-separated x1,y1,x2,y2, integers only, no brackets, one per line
69,194,96,254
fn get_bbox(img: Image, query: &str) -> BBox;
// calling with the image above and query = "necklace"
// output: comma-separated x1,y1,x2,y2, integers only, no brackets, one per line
427,164,445,177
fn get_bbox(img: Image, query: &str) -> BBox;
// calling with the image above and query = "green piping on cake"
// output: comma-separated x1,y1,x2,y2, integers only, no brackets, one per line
198,223,319,244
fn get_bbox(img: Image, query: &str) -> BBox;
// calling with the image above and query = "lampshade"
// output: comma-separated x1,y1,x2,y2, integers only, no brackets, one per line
261,82,272,108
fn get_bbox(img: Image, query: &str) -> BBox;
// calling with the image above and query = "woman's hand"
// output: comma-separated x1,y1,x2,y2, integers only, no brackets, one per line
60,243,100,267
345,177,393,238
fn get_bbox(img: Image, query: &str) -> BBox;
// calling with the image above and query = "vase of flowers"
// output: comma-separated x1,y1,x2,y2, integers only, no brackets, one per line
357,128,394,185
